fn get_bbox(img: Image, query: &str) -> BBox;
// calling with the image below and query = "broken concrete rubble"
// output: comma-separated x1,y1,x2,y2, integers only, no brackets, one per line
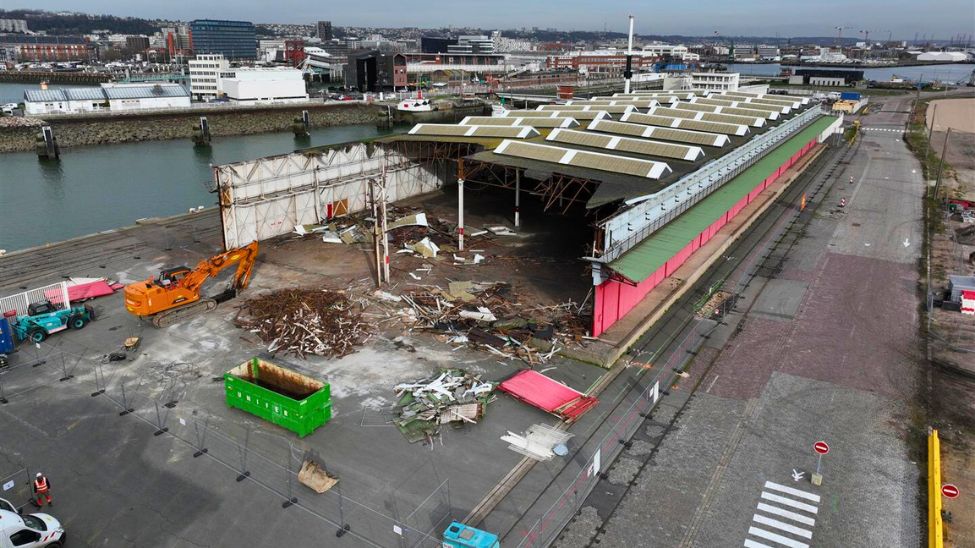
392,369,496,443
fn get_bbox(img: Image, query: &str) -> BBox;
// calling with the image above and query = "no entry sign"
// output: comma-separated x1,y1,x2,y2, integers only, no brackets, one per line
942,484,960,499
814,441,830,455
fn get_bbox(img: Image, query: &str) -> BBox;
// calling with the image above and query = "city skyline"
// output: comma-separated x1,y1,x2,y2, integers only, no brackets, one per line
4,0,975,40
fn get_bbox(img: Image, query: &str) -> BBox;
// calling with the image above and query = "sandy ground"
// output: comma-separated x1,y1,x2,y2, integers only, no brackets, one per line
927,98,975,133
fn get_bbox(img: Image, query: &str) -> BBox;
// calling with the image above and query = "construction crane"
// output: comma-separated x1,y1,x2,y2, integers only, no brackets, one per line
859,29,871,45
124,242,259,327
835,26,848,46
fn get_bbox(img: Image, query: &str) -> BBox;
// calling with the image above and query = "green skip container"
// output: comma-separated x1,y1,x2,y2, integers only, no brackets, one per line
224,357,332,438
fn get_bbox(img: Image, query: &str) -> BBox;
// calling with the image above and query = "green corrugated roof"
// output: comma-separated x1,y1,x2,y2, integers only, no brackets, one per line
609,115,837,282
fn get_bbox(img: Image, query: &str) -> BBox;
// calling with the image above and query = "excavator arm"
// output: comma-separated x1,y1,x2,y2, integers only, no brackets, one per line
181,241,259,296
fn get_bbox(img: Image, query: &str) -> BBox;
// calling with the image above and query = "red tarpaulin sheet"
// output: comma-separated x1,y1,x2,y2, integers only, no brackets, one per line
499,370,598,422
44,280,121,303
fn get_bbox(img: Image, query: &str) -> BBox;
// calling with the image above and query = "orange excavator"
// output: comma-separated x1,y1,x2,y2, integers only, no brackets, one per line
124,242,259,327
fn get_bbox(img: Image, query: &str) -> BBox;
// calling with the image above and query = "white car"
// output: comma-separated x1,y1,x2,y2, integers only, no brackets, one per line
0,497,65,548
1,103,18,114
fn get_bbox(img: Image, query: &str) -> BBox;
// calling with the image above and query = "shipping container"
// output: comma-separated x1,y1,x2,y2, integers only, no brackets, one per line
840,92,861,101
224,357,332,437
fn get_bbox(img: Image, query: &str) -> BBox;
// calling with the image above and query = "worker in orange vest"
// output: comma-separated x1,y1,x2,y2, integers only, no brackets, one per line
33,472,52,507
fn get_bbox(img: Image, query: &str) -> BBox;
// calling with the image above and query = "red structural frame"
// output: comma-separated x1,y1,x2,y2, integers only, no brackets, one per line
592,137,819,336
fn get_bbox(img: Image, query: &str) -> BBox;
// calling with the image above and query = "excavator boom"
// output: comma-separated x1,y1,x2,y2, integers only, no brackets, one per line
124,241,259,326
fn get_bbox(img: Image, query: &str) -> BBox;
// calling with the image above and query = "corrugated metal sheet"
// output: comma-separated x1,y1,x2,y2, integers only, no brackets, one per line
64,88,108,101
102,84,189,99
24,89,68,102
608,115,836,282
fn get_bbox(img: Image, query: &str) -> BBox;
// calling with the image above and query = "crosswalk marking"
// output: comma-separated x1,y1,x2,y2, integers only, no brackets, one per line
861,127,904,133
764,481,821,502
753,514,813,539
745,479,822,547
747,526,810,548
760,492,819,514
756,503,816,526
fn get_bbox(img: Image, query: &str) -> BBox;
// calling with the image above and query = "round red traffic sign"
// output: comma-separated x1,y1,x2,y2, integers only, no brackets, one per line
942,484,960,499
813,441,830,455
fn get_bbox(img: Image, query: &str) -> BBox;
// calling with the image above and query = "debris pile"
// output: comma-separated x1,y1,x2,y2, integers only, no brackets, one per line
392,369,496,443
236,289,370,359
292,206,498,265
389,282,588,365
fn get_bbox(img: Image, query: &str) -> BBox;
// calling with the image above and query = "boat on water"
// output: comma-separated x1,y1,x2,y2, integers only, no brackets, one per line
397,91,434,112
491,104,509,117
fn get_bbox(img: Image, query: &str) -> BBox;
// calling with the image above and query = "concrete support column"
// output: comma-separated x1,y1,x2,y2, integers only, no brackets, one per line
514,170,521,228
458,178,465,251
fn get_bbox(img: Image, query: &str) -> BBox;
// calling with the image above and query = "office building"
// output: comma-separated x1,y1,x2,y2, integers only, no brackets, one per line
317,21,333,41
189,19,257,60
189,54,231,100
448,35,495,54
421,36,454,54
690,72,740,92
161,25,193,57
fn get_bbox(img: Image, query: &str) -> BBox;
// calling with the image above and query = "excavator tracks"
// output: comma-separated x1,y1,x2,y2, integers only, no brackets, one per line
151,299,217,328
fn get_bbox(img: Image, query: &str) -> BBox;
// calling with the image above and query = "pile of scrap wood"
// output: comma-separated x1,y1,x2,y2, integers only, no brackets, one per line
236,289,370,359
392,369,496,443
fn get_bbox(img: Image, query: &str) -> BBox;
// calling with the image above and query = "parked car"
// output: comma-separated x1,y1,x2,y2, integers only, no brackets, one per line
0,496,65,548
1,103,18,114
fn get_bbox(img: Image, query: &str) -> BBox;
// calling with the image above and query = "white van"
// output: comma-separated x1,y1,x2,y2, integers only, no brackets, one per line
0,498,64,548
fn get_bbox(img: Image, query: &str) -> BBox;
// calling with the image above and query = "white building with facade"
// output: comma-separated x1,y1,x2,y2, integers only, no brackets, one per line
690,72,740,92
188,53,230,100
216,67,308,104
641,44,690,59
24,83,190,115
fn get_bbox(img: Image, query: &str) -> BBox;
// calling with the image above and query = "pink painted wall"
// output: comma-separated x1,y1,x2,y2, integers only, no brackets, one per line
592,138,818,337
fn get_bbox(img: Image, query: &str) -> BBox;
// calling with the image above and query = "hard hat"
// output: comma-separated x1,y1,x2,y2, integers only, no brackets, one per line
36,472,42,478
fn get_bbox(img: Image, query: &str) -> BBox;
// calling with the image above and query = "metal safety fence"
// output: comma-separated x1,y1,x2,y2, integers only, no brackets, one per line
513,319,714,548
0,344,452,548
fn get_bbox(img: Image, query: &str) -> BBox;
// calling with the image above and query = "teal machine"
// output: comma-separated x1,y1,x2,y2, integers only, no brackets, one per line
442,521,500,548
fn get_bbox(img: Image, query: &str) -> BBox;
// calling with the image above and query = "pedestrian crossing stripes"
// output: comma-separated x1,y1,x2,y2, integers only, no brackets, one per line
861,127,904,133
743,481,821,548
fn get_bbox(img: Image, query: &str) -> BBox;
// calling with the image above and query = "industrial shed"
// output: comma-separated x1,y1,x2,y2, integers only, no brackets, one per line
214,89,841,338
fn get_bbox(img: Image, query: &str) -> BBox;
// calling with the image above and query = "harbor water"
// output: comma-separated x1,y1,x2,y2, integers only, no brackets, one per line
0,125,399,252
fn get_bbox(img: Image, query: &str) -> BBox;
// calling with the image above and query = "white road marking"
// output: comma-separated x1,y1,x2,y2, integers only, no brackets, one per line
756,503,816,526
760,492,819,514
747,526,810,548
744,540,776,548
763,481,821,502
753,514,813,538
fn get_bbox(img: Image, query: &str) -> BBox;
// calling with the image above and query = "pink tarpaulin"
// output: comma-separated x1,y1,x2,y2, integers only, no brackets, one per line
499,370,599,422
44,279,121,303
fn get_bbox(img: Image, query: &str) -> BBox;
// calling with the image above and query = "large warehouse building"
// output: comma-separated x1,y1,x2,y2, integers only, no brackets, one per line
212,88,841,338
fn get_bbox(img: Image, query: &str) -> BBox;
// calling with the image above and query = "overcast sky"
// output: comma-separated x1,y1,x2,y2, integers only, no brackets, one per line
10,0,975,39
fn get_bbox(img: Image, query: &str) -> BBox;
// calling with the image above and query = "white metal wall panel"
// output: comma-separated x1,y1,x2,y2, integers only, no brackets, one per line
218,144,442,249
